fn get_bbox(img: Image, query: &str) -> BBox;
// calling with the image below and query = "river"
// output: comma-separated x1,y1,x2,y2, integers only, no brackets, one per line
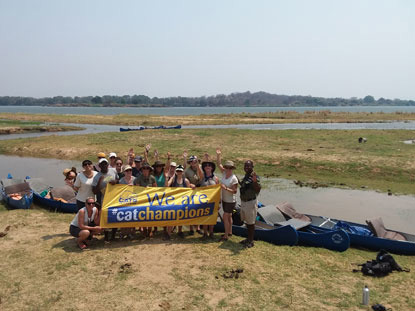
1,154,414,234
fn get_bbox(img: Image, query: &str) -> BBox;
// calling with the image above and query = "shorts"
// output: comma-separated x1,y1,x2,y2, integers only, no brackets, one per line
69,225,92,239
240,199,258,225
222,201,236,214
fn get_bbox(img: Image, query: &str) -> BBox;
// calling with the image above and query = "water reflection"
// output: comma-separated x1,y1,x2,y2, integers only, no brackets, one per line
1,155,414,234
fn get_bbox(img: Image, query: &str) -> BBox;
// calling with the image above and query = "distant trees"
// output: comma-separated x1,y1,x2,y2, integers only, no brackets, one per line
0,93,414,107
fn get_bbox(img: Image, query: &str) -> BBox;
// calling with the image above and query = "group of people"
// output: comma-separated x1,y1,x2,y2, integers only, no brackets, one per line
68,146,261,250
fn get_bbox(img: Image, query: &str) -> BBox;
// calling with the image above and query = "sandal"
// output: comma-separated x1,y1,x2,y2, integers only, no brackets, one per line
78,243,87,250
219,236,228,242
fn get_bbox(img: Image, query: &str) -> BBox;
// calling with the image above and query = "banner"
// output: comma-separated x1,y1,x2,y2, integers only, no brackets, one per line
100,184,221,228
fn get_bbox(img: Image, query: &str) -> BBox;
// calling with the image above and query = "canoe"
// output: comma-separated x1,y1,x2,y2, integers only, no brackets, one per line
28,178,78,213
1,177,33,209
277,202,415,255
119,125,181,132
214,220,298,246
257,205,350,252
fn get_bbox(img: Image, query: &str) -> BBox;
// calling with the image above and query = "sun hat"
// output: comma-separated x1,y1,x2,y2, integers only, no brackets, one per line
170,161,177,167
176,165,184,172
99,158,109,164
202,161,216,173
152,160,165,168
62,168,72,176
97,152,106,158
223,160,236,169
141,162,153,171
123,165,132,172
109,152,117,158
134,155,143,162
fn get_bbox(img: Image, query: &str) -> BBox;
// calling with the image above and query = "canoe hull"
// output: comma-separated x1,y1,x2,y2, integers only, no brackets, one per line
214,221,298,246
3,192,33,209
297,227,350,252
33,192,78,213
309,216,415,255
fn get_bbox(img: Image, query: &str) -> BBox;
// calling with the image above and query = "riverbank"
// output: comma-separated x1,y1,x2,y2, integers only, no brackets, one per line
0,120,83,134
3,111,415,126
0,207,414,310
1,128,414,194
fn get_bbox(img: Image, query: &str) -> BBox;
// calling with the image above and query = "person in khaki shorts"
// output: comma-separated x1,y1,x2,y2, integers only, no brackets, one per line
239,160,261,248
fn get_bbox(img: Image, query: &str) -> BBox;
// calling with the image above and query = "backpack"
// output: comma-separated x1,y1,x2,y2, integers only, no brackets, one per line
232,207,244,226
354,250,410,277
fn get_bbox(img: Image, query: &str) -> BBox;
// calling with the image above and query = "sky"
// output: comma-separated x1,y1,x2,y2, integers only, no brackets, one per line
0,0,414,100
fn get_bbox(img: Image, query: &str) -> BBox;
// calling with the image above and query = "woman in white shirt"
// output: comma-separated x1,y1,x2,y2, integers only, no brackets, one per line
216,149,238,241
73,159,97,211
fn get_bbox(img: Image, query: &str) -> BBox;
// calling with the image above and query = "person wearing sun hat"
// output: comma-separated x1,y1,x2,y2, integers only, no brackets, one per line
200,154,219,240
108,152,117,169
134,162,157,187
216,148,239,241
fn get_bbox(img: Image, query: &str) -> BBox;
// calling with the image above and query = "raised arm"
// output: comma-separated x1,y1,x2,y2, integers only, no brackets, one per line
216,147,224,173
182,150,188,169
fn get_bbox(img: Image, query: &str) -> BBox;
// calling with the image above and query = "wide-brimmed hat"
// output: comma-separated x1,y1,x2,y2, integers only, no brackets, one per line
153,160,165,168
62,168,72,176
176,164,184,172
123,165,132,172
223,160,236,169
202,161,216,173
97,152,106,158
141,162,153,171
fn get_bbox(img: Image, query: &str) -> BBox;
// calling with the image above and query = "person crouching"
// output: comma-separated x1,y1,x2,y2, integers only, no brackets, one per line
69,197,102,250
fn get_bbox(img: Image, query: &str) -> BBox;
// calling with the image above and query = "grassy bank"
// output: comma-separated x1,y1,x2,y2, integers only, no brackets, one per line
0,128,415,194
2,111,415,126
0,207,414,311
0,119,82,134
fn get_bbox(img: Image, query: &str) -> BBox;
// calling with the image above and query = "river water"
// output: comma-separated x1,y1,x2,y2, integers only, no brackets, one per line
2,105,415,115
1,154,414,234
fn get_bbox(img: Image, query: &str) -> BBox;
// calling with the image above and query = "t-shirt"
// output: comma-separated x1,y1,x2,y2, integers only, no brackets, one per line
119,176,136,185
154,174,166,187
221,174,238,203
92,168,118,194
134,174,156,187
239,173,261,202
74,171,98,202
185,166,200,186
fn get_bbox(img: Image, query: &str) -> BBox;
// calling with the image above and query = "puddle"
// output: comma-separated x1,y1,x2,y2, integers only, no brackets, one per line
1,155,414,234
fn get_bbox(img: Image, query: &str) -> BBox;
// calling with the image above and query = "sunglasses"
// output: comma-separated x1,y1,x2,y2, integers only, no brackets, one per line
86,202,95,205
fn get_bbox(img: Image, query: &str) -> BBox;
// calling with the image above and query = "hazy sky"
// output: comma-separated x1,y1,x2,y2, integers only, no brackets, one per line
0,0,414,99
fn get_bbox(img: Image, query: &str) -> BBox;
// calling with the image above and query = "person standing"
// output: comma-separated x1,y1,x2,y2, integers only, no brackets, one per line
239,160,261,248
73,160,98,211
216,148,238,241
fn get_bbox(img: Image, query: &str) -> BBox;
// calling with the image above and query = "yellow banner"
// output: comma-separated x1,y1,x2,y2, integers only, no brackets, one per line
100,184,221,228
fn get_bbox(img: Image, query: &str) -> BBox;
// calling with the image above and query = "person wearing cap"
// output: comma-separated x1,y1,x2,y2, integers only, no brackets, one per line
92,158,118,206
238,160,261,248
108,152,117,169
216,148,238,241
92,158,118,242
94,152,106,172
73,159,98,211
119,165,135,185
166,164,191,239
200,154,219,240
132,155,143,177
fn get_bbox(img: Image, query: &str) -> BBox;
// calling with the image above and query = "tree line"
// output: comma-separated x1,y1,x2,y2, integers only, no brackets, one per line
0,92,414,107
